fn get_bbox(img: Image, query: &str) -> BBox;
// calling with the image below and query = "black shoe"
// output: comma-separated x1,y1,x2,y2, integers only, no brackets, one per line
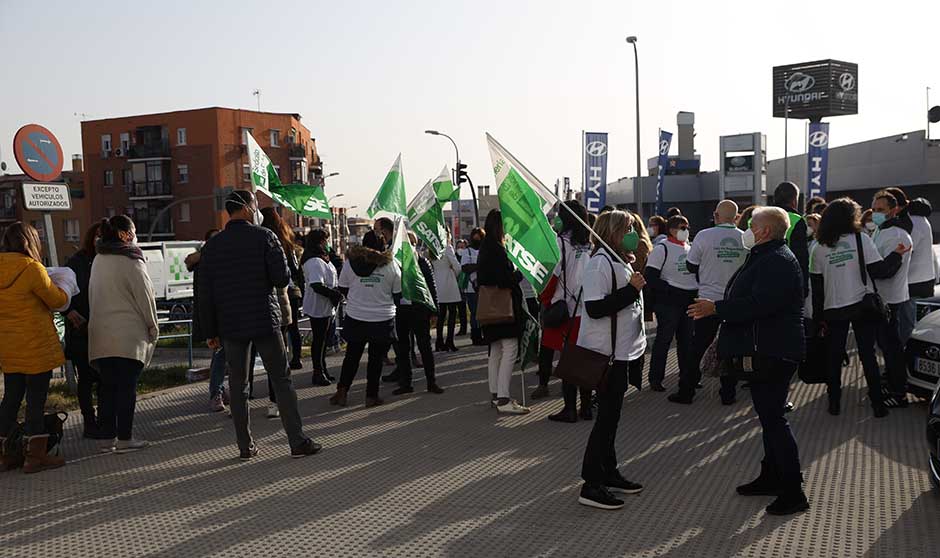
290,439,322,458
784,402,795,413
578,483,625,510
324,371,336,382
239,443,259,461
290,361,303,370
605,473,644,495
828,398,841,416
721,395,737,406
766,491,810,516
667,392,694,405
393,386,415,396
382,371,401,383
650,383,666,393
472,339,487,347
695,382,704,389
873,405,890,418
736,462,781,496
427,383,445,394
547,409,578,423
457,328,468,336
446,342,459,352
435,340,446,352
883,394,909,409
311,373,332,387
579,406,593,421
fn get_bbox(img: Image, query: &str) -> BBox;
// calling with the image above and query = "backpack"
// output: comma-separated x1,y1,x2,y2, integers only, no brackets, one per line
2,412,68,469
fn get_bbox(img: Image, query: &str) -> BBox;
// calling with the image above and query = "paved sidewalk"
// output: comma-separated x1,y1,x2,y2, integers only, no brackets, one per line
1,339,938,557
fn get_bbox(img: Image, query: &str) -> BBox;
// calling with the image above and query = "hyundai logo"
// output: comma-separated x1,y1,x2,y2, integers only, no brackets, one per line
585,141,607,157
926,346,940,360
839,72,855,92
659,140,669,156
808,131,829,148
785,72,815,93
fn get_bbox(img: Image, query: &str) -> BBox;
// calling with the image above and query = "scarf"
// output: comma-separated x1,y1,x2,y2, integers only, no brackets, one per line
96,239,144,262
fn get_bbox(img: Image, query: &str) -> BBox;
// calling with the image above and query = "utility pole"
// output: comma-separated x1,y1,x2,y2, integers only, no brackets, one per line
252,89,261,112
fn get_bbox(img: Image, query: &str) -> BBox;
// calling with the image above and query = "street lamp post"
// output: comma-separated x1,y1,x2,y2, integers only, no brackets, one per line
425,129,478,234
626,36,642,218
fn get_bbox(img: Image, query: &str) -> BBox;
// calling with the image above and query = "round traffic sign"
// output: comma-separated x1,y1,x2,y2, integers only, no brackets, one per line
13,124,64,183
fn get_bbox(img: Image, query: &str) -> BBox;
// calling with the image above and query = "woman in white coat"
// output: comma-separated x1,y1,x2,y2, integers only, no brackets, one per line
433,235,462,352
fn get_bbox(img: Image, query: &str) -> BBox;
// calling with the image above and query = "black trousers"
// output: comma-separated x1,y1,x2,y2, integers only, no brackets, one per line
287,295,303,365
581,360,631,484
309,316,332,376
340,339,391,398
876,303,908,395
750,360,802,491
97,357,144,441
650,302,694,387
678,315,719,395
537,346,554,386
436,302,459,346
827,317,883,407
74,356,103,423
396,306,437,388
525,297,540,319
457,297,468,331
0,372,52,437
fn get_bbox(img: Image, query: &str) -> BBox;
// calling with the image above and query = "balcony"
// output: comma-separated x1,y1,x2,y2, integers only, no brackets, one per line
129,180,172,199
288,143,307,159
127,141,170,160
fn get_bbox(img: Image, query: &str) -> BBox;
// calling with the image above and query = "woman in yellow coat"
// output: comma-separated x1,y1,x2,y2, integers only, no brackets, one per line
0,223,68,473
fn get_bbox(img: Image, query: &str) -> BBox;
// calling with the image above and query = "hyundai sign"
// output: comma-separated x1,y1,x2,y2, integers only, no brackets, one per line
583,132,608,213
772,59,858,119
806,122,830,199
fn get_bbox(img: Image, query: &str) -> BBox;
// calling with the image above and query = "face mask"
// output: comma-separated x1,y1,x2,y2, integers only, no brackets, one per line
742,228,756,250
252,208,263,226
621,230,639,252
864,221,877,232
649,225,658,237
323,242,332,253
676,229,690,243
552,216,563,232
871,212,888,227
471,239,481,249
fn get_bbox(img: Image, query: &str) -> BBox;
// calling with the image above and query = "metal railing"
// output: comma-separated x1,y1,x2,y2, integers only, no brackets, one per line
157,311,194,369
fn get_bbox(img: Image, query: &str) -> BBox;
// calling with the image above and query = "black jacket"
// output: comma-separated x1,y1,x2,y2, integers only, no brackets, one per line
418,254,438,307
775,204,810,298
197,219,290,341
476,239,523,342
715,239,805,364
63,249,94,360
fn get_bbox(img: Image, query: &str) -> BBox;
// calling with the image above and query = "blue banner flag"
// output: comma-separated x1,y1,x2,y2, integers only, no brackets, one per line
583,132,608,214
807,122,830,199
655,130,673,216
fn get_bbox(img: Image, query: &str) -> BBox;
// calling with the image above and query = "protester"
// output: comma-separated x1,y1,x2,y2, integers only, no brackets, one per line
575,210,647,510
433,234,462,352
629,213,653,273
772,182,810,298
88,215,160,454
688,206,809,516
870,191,913,408
455,238,470,335
462,228,485,345
645,215,698,392
186,228,228,413
301,229,341,387
670,200,746,405
331,230,401,408
861,209,876,236
198,190,321,459
899,192,936,341
805,214,821,241
477,210,528,414
261,208,305,371
805,195,826,216
393,232,445,396
0,223,68,473
648,215,668,245
64,222,111,436
373,217,395,249
736,205,759,231
666,207,682,218
810,198,909,417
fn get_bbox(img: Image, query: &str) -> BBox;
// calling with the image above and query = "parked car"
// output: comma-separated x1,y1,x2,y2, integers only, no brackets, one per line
928,381,940,491
906,304,940,398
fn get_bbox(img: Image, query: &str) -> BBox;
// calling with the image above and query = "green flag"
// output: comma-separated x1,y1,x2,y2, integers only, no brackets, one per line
407,178,448,259
368,154,407,218
432,165,459,203
517,307,541,372
245,132,282,193
245,133,332,219
486,133,560,293
391,216,436,312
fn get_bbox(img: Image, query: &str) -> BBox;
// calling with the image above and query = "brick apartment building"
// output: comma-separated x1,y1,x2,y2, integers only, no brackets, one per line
80,107,324,241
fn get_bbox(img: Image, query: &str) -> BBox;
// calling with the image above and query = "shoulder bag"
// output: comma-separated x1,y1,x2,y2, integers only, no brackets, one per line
855,231,890,323
476,285,514,325
553,254,617,391
542,239,570,328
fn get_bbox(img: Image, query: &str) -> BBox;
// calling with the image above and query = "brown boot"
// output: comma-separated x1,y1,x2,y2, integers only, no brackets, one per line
329,386,348,407
0,437,18,471
22,435,64,474
365,396,384,408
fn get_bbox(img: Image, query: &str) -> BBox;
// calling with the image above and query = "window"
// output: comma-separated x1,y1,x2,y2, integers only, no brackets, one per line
270,129,280,147
180,202,191,223
123,168,133,192
101,134,112,152
242,164,250,182
119,132,130,152
177,128,187,146
274,165,281,181
291,159,308,183
178,164,189,184
104,169,114,187
106,207,116,218
64,219,81,242
241,127,253,145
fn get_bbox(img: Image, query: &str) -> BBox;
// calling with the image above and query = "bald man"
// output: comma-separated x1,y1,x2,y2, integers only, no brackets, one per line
669,200,747,405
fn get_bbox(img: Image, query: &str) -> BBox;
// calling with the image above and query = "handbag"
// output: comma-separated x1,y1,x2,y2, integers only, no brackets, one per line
798,334,830,384
553,254,617,391
700,325,723,378
542,240,570,328
476,285,515,326
854,232,890,323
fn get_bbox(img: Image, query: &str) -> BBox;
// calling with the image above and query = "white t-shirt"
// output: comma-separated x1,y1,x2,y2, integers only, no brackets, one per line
577,251,646,362
338,261,402,322
302,257,338,318
909,215,936,285
550,235,592,317
686,224,747,302
810,233,882,310
457,247,479,294
646,240,698,291
872,226,912,304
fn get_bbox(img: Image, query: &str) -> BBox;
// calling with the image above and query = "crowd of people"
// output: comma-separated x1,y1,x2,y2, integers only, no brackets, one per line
0,182,935,517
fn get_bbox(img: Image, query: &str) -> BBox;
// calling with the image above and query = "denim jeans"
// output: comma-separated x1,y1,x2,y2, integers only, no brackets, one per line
877,303,909,395
208,347,227,399
750,360,802,490
896,298,917,345
97,358,144,441
0,372,52,437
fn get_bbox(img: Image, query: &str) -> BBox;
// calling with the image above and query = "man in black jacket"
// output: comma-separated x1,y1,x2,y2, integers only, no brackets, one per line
689,207,808,516
198,190,320,460
773,181,810,298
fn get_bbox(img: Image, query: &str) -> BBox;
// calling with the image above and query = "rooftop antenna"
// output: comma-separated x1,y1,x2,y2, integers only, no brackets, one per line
252,89,261,112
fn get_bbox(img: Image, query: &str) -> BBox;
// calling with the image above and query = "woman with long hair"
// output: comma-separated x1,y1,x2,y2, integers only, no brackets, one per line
301,228,342,387
811,198,909,417
0,223,69,472
575,210,647,509
433,231,462,352
260,208,305,370
89,215,159,453
477,210,529,414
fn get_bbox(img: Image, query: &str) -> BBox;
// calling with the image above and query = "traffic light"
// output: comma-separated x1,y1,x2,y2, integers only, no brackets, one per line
457,163,469,185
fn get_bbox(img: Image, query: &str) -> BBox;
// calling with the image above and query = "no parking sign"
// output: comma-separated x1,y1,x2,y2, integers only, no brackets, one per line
13,124,64,182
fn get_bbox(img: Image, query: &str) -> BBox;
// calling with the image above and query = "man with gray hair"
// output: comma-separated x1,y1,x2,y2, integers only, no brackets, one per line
688,206,808,516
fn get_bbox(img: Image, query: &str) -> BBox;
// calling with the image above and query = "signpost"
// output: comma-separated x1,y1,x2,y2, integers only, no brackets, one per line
13,124,68,266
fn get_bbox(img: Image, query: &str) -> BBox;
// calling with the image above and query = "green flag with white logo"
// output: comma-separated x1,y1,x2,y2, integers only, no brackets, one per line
432,165,459,203
391,216,436,312
407,178,448,259
367,154,407,218
245,132,332,219
486,133,560,293
517,306,541,372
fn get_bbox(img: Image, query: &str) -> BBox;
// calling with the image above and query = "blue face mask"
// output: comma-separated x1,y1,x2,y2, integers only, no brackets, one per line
871,212,888,227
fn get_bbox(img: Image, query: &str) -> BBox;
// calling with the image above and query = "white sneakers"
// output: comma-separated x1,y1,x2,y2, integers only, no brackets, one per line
267,404,280,419
98,439,116,453
496,400,531,415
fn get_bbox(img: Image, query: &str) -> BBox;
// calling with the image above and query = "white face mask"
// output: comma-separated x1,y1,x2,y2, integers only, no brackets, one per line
742,228,756,250
252,207,263,226
676,229,690,243
864,221,877,233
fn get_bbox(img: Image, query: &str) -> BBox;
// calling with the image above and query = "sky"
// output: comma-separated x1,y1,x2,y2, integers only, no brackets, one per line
1,0,938,217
